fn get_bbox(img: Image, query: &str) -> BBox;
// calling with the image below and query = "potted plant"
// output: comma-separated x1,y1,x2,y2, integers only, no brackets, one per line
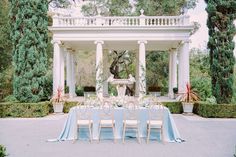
178,83,199,114
51,87,64,113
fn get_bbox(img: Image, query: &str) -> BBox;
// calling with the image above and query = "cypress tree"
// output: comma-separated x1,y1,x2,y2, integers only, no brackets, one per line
10,0,48,102
0,0,12,72
205,0,236,103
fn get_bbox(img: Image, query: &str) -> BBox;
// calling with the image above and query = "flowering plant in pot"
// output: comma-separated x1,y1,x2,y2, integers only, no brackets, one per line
51,87,64,113
177,83,199,114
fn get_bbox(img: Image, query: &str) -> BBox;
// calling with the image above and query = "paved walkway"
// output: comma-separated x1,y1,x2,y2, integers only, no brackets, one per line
0,114,236,157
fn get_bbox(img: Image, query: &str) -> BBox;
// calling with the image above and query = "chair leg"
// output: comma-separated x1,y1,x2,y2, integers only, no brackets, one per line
122,123,126,144
147,124,151,144
98,124,101,143
137,126,141,144
73,127,78,144
89,124,92,143
112,123,116,143
161,126,165,144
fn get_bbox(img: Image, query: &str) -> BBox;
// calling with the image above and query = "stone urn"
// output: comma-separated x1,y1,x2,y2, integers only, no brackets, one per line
182,102,194,114
53,102,64,113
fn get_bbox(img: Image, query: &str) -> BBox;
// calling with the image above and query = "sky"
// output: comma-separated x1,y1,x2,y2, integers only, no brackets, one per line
188,0,208,50
188,0,236,56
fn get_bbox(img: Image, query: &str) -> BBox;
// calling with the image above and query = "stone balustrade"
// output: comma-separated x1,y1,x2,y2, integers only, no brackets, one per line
52,15,190,27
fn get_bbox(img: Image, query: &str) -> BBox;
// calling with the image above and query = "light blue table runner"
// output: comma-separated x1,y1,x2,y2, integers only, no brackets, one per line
49,106,183,142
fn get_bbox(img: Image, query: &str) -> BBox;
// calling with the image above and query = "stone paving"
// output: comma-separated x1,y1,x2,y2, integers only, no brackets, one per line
0,114,236,157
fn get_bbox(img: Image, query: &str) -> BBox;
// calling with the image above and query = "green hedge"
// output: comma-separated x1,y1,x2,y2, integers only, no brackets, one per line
0,101,51,118
162,102,183,114
194,102,236,118
63,101,80,113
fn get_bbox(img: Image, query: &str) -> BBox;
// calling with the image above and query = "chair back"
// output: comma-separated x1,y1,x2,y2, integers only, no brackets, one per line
124,100,139,120
148,102,164,121
76,103,91,121
100,100,114,120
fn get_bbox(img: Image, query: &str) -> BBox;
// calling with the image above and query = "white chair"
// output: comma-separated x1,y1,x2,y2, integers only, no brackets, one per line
98,100,116,143
75,103,93,143
146,102,165,143
122,100,141,143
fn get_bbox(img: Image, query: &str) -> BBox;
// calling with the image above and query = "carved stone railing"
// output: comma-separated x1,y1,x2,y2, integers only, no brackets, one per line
52,15,190,27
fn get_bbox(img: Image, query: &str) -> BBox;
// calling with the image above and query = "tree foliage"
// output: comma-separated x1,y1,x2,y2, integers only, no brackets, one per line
48,0,70,8
81,0,132,16
146,52,168,90
190,49,212,100
10,0,49,102
205,0,236,103
0,0,12,72
81,0,197,16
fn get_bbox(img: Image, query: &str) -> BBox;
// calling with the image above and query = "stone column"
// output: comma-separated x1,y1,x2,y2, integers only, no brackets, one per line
168,49,177,98
70,51,76,98
66,48,71,91
95,41,104,98
178,40,190,93
168,51,173,98
171,49,177,97
138,40,147,98
52,40,61,95
135,50,139,96
60,46,65,95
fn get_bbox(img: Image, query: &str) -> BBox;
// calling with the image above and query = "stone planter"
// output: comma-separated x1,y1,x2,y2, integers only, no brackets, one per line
182,102,194,114
53,102,64,113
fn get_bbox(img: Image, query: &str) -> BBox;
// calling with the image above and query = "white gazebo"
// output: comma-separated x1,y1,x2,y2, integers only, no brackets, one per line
49,10,194,99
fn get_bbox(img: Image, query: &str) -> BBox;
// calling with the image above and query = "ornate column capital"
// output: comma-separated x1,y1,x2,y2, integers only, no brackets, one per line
51,40,61,45
169,48,177,53
66,48,76,53
180,39,191,45
138,40,147,45
94,40,104,45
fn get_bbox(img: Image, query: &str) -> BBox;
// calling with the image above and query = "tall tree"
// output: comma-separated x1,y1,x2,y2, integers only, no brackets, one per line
0,0,12,72
205,0,236,103
134,0,197,16
81,0,132,16
10,0,49,102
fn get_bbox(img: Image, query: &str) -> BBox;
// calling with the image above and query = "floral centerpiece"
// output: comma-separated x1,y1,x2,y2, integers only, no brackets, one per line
51,87,64,113
177,83,199,114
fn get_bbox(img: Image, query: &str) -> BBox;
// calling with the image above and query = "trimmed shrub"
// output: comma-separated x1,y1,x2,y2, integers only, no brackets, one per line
63,101,80,113
148,86,161,92
194,102,236,118
84,86,95,92
162,102,183,114
0,101,50,118
75,87,84,96
0,145,7,157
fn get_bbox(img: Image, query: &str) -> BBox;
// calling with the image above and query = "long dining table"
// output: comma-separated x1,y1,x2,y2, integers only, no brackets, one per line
51,105,183,143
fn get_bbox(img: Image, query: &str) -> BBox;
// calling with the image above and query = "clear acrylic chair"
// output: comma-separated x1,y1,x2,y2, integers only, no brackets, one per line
146,102,165,143
98,100,116,143
122,100,141,144
75,102,93,143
